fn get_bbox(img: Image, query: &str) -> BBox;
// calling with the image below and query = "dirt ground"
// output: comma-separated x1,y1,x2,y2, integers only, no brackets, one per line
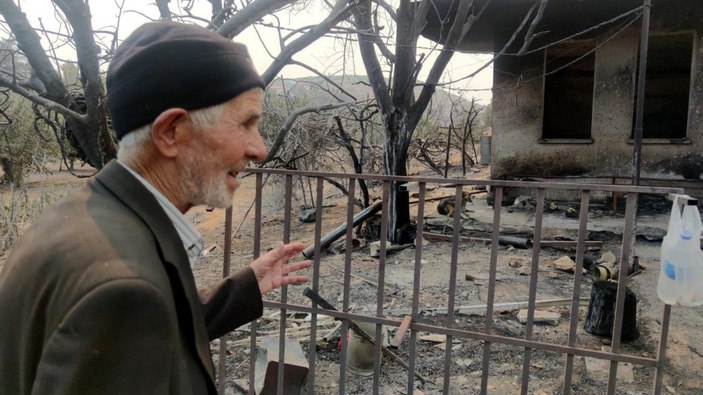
188,165,703,395
2,162,703,394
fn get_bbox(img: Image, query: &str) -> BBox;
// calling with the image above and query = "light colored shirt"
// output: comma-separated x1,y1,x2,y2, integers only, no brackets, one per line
116,160,204,268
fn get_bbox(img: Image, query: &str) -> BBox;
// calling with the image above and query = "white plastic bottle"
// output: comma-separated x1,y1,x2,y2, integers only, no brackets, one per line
657,236,683,304
657,204,703,305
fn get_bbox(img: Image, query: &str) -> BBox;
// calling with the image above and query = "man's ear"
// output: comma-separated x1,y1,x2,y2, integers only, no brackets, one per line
150,108,190,158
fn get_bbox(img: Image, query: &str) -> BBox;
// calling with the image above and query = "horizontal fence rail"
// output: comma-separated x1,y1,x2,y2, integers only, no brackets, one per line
216,168,685,395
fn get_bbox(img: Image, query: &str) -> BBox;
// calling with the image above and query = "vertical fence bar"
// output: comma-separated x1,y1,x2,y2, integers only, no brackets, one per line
632,0,652,186
480,186,503,394
217,207,234,394
276,175,293,395
652,305,671,394
374,182,391,394
520,188,545,395
408,181,424,394
306,177,325,395
338,179,356,394
606,192,638,394
249,173,264,394
442,185,464,394
562,191,591,394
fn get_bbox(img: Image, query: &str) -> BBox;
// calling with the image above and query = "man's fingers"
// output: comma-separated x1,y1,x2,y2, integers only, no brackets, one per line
254,242,305,267
284,260,312,275
281,275,309,286
281,243,305,258
267,242,305,260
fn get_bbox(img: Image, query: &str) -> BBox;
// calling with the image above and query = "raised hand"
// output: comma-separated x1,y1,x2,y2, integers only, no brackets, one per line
249,242,312,295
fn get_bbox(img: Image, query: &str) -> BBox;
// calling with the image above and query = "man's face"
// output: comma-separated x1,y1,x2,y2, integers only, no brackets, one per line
180,88,266,209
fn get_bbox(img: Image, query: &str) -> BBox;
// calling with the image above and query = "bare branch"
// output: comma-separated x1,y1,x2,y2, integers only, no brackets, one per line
208,0,222,24
288,60,357,101
371,5,395,63
111,0,127,54
517,4,643,55
351,0,390,112
0,72,85,120
155,0,172,20
280,76,347,102
517,0,549,55
333,115,370,206
497,0,540,55
217,0,297,39
322,177,364,208
0,0,72,106
411,0,493,127
261,0,354,85
262,100,354,164
371,0,397,21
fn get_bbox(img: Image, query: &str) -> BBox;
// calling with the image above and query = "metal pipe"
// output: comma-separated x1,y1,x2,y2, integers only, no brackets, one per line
338,179,356,394
217,207,233,394
423,232,533,249
520,188,545,395
653,305,672,393
442,186,463,394
632,0,651,186
244,167,684,194
306,177,325,395
276,175,293,395
563,191,591,394
248,173,263,395
591,263,619,281
301,200,383,259
607,192,639,394
480,186,503,394
374,182,391,394
407,181,422,394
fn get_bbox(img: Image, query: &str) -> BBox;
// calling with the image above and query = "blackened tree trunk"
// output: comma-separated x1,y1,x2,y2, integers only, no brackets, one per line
584,280,639,342
352,0,481,244
384,111,414,244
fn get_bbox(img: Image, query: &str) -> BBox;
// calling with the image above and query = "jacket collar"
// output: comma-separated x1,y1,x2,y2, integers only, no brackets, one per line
94,160,216,382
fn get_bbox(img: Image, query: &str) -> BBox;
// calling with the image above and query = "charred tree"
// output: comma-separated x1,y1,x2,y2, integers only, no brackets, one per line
351,0,485,244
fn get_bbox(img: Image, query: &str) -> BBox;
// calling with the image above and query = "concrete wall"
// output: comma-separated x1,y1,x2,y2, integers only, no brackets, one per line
491,24,703,182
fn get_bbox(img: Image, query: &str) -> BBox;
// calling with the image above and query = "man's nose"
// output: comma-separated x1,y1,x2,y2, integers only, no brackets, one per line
246,133,267,163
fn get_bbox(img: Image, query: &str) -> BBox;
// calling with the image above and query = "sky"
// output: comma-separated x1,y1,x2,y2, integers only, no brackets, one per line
14,0,494,102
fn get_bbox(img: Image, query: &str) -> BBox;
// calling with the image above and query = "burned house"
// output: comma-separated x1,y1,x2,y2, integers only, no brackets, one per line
423,0,703,199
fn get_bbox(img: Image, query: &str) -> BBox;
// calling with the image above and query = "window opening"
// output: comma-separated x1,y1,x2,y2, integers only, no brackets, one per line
542,41,596,140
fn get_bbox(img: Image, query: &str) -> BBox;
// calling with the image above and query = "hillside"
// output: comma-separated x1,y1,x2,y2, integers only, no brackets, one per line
267,75,482,125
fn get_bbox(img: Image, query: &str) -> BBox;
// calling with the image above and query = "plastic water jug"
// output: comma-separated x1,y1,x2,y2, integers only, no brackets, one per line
657,202,703,306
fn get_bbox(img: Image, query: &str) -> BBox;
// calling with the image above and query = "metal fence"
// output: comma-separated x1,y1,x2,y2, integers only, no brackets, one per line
217,168,685,395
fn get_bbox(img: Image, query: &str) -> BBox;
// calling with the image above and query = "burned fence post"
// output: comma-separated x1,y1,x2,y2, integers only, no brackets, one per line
584,281,639,342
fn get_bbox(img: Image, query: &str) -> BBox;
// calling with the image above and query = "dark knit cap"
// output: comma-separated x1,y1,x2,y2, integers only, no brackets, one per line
106,21,265,139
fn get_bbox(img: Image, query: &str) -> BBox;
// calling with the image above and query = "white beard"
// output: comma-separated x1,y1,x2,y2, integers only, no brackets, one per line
181,152,233,209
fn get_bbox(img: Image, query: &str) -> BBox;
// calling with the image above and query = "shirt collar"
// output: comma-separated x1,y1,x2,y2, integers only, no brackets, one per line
116,160,204,268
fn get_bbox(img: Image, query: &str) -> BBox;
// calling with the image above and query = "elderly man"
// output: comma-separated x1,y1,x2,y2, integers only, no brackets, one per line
0,22,310,394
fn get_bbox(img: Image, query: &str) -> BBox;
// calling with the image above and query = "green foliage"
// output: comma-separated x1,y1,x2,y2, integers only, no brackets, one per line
0,93,59,186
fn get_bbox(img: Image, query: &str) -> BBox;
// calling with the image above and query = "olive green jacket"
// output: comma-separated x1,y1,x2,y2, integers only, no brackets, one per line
0,161,262,394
